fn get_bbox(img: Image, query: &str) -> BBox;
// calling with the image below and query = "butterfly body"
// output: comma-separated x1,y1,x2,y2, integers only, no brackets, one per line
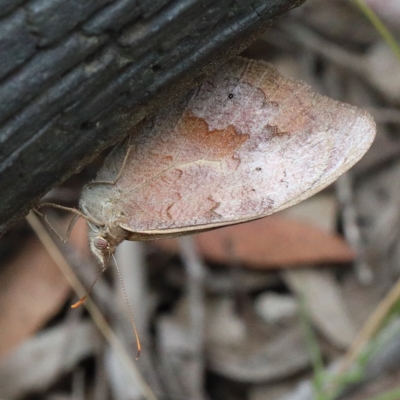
79,57,375,265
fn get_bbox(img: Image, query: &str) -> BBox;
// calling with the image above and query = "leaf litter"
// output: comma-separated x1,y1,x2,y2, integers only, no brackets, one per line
2,1,400,399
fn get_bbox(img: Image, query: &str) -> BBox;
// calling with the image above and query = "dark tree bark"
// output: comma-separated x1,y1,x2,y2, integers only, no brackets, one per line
0,0,305,235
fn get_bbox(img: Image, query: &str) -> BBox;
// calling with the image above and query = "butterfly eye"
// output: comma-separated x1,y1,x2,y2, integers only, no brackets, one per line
94,237,109,250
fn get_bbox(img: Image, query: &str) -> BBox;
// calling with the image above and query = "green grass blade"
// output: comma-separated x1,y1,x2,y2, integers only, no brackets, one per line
352,0,400,63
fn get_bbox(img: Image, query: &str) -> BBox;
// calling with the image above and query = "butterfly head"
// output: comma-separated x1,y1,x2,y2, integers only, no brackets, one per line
91,235,112,266
79,197,123,265
87,220,128,266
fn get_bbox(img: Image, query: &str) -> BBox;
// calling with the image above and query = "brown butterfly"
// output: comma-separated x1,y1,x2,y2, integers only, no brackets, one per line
40,57,376,268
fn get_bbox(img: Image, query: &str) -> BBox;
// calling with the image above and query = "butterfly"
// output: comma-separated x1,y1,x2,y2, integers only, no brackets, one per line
40,57,376,268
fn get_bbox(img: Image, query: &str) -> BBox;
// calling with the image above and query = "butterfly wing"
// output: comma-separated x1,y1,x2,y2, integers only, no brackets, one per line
112,57,375,239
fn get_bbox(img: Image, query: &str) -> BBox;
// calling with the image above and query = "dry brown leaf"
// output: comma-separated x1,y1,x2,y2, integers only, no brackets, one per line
154,215,355,268
157,294,310,383
283,269,357,348
0,237,70,359
0,218,89,359
281,194,337,232
0,321,102,398
207,321,310,383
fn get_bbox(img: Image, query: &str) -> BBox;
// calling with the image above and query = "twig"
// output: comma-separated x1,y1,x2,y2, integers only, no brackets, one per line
113,241,165,396
116,241,148,334
279,22,365,75
337,275,400,376
26,212,157,400
366,107,400,125
178,236,206,400
336,173,373,284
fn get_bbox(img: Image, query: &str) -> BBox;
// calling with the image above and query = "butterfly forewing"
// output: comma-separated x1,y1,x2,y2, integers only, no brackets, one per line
88,58,375,238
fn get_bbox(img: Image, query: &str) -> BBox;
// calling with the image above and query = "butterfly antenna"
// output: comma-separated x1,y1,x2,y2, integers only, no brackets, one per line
112,254,142,360
71,262,108,309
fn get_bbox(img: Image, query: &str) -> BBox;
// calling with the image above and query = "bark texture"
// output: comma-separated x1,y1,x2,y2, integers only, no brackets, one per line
0,0,305,235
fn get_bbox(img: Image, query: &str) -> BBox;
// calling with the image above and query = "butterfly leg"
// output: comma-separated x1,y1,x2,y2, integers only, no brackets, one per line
34,210,79,244
36,203,104,229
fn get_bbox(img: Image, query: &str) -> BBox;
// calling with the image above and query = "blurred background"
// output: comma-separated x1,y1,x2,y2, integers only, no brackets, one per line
2,0,400,399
